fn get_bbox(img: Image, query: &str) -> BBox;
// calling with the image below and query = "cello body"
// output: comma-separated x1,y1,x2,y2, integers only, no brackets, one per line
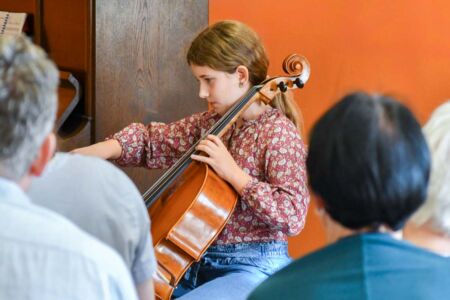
149,162,238,299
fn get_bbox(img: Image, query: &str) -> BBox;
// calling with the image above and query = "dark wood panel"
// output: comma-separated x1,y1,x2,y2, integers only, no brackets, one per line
95,0,208,192
0,0,36,13
41,0,93,147
42,0,89,71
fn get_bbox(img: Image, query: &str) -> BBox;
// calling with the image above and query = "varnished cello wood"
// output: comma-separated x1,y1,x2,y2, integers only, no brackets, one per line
149,162,238,299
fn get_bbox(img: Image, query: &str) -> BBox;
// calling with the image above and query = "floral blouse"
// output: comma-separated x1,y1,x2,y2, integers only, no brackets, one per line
111,107,309,245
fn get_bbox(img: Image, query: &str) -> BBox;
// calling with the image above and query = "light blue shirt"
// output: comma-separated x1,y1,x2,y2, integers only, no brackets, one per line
0,177,138,300
28,153,156,284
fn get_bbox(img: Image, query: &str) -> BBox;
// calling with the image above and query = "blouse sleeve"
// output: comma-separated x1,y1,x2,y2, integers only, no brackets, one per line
239,121,310,236
110,111,218,169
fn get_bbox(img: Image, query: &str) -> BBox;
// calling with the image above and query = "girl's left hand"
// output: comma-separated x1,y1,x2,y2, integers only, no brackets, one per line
191,135,251,193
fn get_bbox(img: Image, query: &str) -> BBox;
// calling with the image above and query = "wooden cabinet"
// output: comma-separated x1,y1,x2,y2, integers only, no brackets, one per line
1,0,208,191
95,0,208,190
1,0,95,151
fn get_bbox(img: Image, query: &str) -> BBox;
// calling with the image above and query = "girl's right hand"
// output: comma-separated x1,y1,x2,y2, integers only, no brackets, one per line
191,135,251,194
71,139,122,160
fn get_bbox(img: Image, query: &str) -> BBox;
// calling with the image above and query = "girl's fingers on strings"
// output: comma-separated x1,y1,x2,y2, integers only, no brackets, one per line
195,144,214,155
207,134,223,146
198,139,215,148
191,154,212,165
201,138,220,148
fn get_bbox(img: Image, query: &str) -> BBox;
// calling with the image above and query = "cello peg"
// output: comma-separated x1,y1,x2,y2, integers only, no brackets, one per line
278,81,288,92
294,78,304,88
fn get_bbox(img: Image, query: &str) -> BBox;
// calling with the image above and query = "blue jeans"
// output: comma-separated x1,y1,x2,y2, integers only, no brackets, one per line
172,242,291,300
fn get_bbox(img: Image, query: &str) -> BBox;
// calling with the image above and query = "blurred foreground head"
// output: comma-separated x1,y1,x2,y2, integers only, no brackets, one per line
307,92,430,231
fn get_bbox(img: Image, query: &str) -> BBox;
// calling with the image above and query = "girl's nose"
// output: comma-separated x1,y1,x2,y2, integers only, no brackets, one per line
199,83,209,99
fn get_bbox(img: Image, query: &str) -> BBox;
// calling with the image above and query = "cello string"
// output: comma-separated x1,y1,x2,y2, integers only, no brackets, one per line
143,85,260,205
143,86,259,205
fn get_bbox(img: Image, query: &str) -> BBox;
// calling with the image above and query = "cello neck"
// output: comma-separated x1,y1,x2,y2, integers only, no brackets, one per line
142,86,260,207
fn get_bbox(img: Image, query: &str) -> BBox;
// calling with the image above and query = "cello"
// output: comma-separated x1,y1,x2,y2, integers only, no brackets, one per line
144,54,310,299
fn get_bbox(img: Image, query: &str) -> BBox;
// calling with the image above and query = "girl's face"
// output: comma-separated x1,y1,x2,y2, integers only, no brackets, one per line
190,64,248,115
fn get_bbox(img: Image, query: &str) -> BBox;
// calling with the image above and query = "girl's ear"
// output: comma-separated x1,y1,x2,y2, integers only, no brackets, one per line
235,65,249,85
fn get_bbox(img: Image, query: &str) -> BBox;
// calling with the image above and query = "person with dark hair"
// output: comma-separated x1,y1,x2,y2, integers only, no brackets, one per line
249,92,450,300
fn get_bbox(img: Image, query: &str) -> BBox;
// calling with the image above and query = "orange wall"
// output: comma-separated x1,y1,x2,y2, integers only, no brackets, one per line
210,0,450,258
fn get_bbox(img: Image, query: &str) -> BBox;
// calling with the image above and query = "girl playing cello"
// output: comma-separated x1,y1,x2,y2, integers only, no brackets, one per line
74,20,309,299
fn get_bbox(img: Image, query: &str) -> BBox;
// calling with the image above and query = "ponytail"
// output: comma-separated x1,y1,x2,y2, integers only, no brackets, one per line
270,91,304,136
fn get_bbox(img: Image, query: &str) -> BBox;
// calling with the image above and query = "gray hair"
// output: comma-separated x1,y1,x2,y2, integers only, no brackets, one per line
409,101,450,235
0,35,58,180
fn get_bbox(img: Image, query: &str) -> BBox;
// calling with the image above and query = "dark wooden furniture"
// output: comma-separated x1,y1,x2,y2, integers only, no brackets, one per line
95,0,208,190
56,71,81,131
1,0,208,191
1,0,94,149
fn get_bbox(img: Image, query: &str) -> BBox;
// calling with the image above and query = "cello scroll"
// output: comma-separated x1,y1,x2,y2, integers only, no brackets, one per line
258,54,310,103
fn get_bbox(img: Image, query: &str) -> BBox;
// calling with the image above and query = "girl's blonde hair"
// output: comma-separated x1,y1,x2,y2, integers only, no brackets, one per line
187,20,303,134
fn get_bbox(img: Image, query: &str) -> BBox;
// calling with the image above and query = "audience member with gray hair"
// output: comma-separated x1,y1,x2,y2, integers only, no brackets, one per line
405,101,450,256
0,33,57,181
0,35,138,299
